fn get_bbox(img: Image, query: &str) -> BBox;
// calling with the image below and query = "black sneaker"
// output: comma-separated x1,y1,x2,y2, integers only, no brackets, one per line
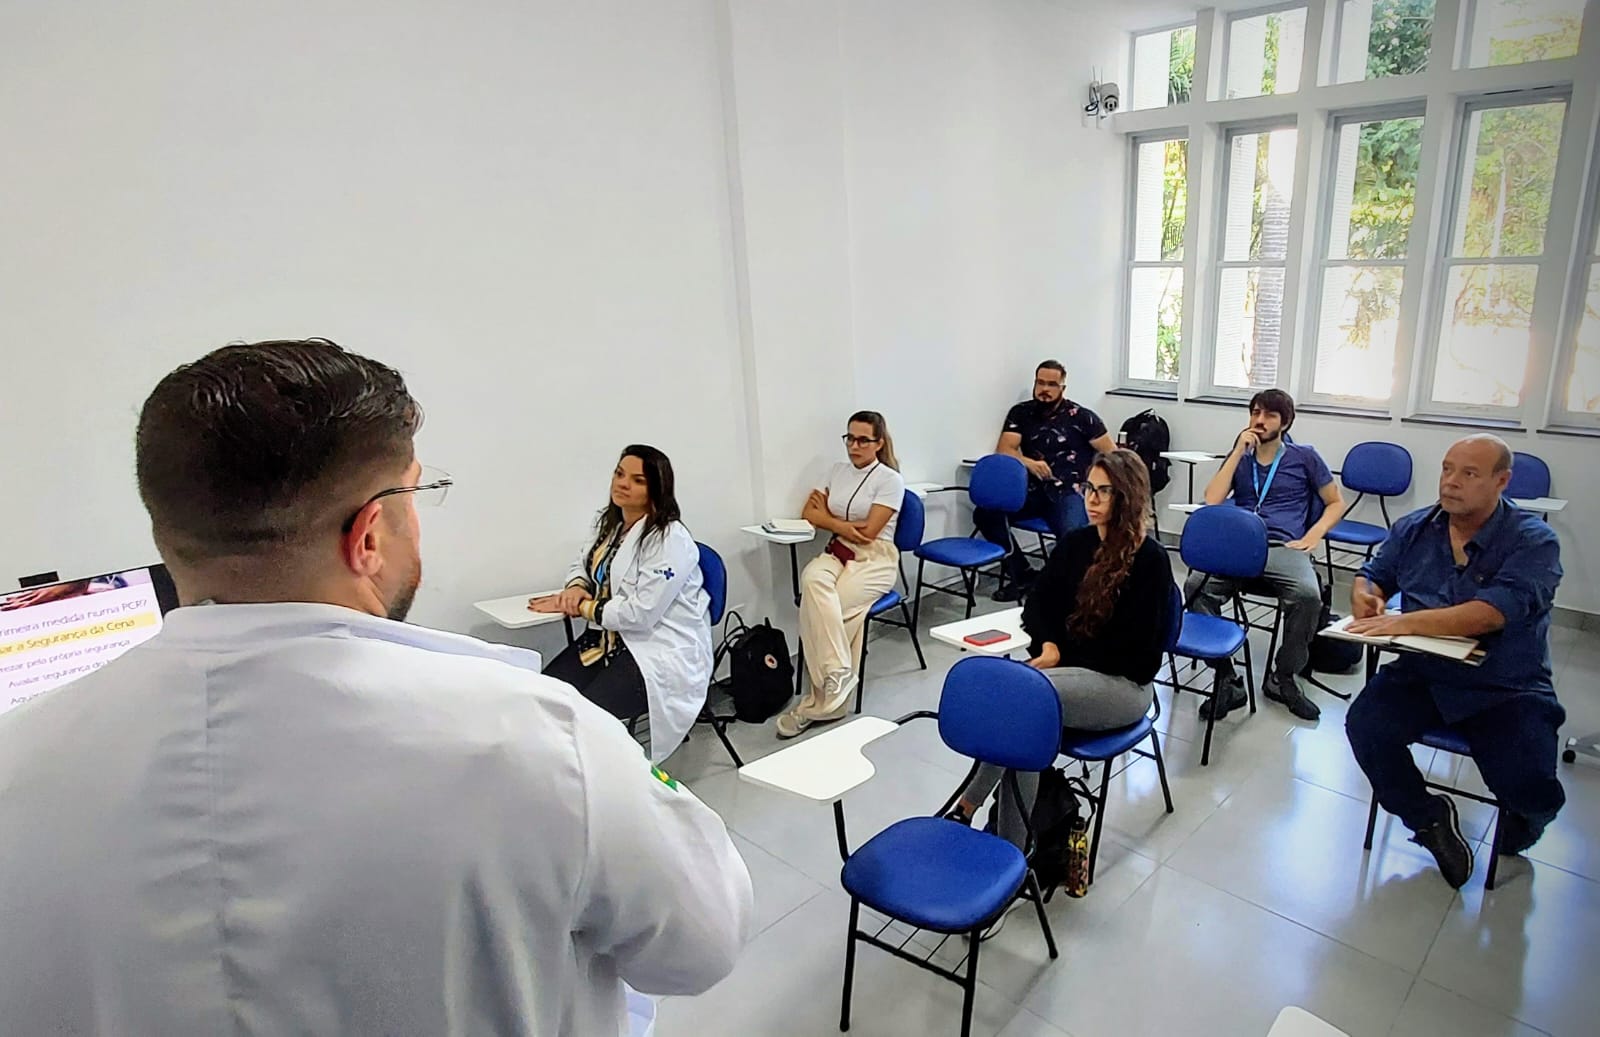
1198,674,1247,721
991,570,1036,602
1264,673,1320,721
1412,794,1474,889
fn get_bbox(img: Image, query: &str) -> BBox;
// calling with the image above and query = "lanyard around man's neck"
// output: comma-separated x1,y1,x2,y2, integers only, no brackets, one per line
1251,446,1285,512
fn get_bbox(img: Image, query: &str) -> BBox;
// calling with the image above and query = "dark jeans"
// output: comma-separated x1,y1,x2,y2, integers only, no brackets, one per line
544,640,649,723
974,483,1088,583
1345,662,1566,845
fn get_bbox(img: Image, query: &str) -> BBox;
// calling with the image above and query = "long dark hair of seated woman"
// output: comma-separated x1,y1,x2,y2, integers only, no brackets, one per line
595,444,683,544
1069,448,1153,640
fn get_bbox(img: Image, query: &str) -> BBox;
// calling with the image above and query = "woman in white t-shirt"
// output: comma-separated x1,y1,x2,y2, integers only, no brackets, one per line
776,411,906,739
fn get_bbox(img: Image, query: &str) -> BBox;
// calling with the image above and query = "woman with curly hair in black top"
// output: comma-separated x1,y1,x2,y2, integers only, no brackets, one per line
951,448,1176,847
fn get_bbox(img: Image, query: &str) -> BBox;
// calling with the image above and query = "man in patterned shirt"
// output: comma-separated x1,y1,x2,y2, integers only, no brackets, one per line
977,359,1115,600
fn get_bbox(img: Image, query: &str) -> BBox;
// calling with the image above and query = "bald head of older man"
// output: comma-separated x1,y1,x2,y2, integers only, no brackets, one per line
1438,433,1513,524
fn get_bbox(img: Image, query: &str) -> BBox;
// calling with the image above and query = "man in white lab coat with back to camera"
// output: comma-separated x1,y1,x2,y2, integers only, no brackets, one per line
0,338,753,1036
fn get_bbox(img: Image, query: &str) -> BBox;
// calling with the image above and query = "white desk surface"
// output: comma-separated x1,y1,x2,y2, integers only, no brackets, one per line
1168,502,1204,514
740,523,817,545
959,457,982,468
906,481,945,497
929,607,1029,656
1161,450,1224,464
738,715,900,801
1512,496,1567,514
1266,1006,1349,1036
474,590,569,630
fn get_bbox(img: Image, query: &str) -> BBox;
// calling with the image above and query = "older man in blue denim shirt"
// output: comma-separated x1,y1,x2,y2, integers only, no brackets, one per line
1344,435,1565,889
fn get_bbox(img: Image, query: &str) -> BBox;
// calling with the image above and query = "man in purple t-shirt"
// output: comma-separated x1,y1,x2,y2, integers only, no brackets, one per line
1184,390,1345,721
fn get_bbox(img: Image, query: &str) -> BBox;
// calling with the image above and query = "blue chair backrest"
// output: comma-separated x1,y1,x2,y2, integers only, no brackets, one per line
1180,505,1269,580
894,488,925,552
938,657,1062,771
1507,451,1551,499
1341,441,1412,497
968,455,1028,513
696,542,727,626
1165,581,1184,651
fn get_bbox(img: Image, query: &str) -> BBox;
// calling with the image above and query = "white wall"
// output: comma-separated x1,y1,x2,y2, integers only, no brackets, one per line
0,0,1132,647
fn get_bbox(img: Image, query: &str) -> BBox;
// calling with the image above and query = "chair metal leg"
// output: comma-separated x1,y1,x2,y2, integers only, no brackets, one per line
959,928,981,1037
1149,727,1174,813
1025,870,1059,958
912,558,927,633
1486,808,1505,890
962,567,977,619
902,602,927,670
1088,758,1113,884
856,613,870,714
1363,794,1379,850
840,899,859,1032
1200,697,1217,767
795,640,807,697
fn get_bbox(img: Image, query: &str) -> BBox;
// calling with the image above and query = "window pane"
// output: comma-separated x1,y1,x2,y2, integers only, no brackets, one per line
1328,116,1423,260
1450,100,1566,259
1132,26,1197,110
1133,139,1189,261
1223,128,1298,261
1431,263,1538,406
1128,268,1184,382
1466,0,1584,67
1334,0,1435,82
1313,266,1403,398
1215,267,1288,389
1226,7,1308,98
1565,267,1600,414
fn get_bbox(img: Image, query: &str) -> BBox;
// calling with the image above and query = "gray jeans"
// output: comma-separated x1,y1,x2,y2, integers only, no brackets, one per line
959,667,1152,850
1183,544,1320,683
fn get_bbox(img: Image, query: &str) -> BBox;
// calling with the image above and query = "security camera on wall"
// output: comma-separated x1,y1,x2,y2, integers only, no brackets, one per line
1083,74,1120,124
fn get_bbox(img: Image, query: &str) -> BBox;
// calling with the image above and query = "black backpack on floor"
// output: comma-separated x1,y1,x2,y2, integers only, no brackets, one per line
1119,409,1172,494
984,766,1091,897
725,618,795,723
1304,580,1363,676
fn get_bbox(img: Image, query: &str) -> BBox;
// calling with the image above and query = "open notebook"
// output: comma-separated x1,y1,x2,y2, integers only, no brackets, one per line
1322,615,1483,663
761,519,813,535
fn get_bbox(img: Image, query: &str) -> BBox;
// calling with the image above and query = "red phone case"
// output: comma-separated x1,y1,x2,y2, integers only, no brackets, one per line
963,629,1010,646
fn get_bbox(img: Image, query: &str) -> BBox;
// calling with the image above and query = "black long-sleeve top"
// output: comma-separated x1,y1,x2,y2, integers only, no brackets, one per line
1019,527,1176,685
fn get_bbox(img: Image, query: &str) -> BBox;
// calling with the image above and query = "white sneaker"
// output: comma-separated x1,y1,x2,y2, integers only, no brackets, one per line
822,671,859,714
775,710,813,740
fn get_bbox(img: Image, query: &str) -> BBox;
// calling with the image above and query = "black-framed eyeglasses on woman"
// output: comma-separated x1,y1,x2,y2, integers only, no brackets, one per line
841,435,880,447
342,465,453,533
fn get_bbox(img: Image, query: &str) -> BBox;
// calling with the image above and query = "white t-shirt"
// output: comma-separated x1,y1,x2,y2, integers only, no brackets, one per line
816,460,905,543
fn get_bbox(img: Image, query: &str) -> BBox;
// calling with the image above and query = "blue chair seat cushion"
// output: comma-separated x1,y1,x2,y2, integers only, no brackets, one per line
1012,516,1053,535
841,817,1027,932
1326,519,1389,547
917,537,1007,569
869,588,903,616
1419,727,1471,757
1059,716,1155,761
1173,612,1246,660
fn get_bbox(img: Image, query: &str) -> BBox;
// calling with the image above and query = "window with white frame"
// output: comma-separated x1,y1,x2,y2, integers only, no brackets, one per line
1212,125,1299,392
1331,0,1435,83
1131,25,1197,111
1224,5,1308,99
1463,0,1585,67
1306,111,1424,404
1125,136,1189,385
1558,216,1600,419
1422,95,1568,412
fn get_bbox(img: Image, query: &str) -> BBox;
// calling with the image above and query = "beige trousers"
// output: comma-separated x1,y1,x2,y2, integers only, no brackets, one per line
795,538,900,719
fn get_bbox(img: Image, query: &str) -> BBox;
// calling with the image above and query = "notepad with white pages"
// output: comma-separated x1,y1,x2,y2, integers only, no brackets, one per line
1321,615,1481,662
762,519,813,535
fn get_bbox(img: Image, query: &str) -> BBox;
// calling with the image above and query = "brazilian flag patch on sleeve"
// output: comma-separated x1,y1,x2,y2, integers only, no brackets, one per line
650,765,680,792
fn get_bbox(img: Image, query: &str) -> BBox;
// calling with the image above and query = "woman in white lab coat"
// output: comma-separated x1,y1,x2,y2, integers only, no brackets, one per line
531,445,713,762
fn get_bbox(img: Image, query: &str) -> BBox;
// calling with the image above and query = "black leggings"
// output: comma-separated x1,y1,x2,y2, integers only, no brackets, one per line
544,640,649,723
